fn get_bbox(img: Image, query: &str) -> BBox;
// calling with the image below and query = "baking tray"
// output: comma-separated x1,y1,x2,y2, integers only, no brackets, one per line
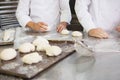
0,41,75,79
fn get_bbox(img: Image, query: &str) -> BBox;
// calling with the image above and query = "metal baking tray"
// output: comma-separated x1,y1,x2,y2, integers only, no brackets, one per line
0,40,75,79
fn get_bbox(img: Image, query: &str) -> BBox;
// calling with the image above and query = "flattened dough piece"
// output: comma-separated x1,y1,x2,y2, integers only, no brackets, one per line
19,43,35,53
33,36,49,46
0,48,17,61
72,31,83,37
61,29,70,35
46,46,62,56
22,52,43,64
36,44,51,51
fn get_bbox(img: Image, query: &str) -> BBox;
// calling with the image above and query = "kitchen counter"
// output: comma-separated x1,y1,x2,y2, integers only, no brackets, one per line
0,28,120,80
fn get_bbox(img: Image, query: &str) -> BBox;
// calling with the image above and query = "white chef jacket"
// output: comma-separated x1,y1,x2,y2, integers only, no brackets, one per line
16,0,71,31
75,0,120,32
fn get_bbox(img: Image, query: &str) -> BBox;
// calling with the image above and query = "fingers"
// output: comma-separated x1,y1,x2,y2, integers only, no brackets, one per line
97,30,108,39
37,22,48,31
38,22,48,26
57,25,64,32
88,28,109,39
57,22,67,33
40,25,48,31
29,22,48,32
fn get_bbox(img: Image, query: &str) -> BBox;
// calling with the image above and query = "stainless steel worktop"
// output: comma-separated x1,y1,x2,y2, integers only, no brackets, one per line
0,28,120,80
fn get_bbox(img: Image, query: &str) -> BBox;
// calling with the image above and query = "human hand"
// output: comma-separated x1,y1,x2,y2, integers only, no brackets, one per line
116,26,120,32
57,22,68,33
88,28,109,39
27,21,48,32
36,22,48,32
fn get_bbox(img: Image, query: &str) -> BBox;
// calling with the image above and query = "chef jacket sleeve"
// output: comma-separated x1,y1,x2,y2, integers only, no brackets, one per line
16,0,32,29
60,0,72,24
75,0,96,32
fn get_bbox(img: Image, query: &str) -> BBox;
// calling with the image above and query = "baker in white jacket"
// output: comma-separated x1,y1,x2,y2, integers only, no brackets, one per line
16,0,71,32
75,0,120,39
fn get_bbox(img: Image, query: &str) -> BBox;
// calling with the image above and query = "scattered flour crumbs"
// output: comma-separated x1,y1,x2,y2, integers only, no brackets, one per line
1,62,20,70
17,65,43,77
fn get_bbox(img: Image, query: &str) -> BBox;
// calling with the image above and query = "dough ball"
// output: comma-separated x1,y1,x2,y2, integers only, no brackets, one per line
37,44,51,51
72,31,82,37
46,46,62,56
61,29,70,35
0,48,17,61
33,36,49,46
22,52,43,64
19,43,35,53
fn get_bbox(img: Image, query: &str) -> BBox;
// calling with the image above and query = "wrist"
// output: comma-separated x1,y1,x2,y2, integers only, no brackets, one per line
60,22,68,26
26,21,35,29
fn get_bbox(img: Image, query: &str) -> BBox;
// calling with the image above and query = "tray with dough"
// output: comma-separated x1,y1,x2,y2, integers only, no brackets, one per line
0,40,75,79
0,29,16,46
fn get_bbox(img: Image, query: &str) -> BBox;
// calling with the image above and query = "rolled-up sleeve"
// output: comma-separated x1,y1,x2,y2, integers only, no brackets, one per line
16,0,32,28
60,0,72,24
75,0,96,32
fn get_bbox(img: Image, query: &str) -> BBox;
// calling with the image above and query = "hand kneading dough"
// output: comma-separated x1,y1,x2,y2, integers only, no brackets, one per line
61,29,70,35
33,36,49,46
37,44,51,51
0,48,17,61
46,46,62,56
22,52,42,64
72,31,82,37
19,43,35,53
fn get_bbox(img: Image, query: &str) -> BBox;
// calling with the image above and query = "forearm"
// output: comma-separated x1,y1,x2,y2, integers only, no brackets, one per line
75,0,96,32
16,0,32,28
60,0,72,24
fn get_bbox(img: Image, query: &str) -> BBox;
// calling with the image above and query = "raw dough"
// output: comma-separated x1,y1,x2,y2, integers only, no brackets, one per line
22,52,43,64
61,29,70,35
72,31,82,37
37,44,51,51
33,36,49,46
0,48,17,61
3,29,15,41
46,46,62,56
19,43,35,53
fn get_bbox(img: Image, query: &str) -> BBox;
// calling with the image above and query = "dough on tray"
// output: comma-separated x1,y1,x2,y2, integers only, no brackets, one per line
46,46,62,56
72,31,82,37
36,44,51,51
22,52,43,64
18,43,35,53
0,48,17,61
61,29,70,35
32,36,49,46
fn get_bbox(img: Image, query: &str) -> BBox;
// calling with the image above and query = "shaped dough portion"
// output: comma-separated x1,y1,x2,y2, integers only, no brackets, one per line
22,52,43,64
0,48,17,61
46,46,62,56
72,31,82,37
32,36,49,46
37,44,51,51
61,29,70,35
19,43,35,53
